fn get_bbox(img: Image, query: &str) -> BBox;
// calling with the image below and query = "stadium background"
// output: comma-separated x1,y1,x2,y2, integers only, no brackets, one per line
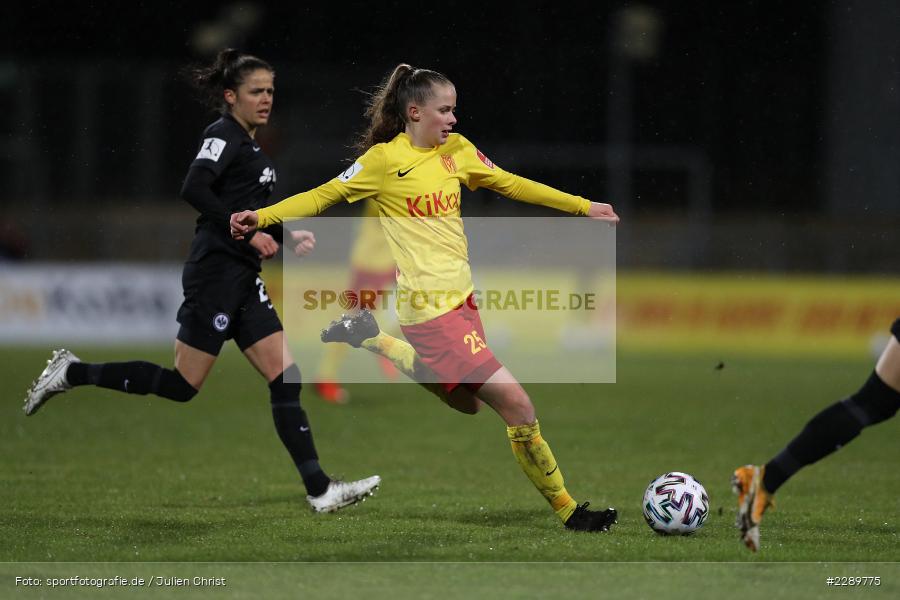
2,2,900,597
3,1,898,353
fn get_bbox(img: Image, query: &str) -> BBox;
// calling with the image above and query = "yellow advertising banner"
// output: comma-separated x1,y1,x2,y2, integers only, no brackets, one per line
263,266,899,358
616,272,900,357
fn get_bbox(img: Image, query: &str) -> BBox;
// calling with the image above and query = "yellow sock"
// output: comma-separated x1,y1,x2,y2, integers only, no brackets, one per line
359,332,450,402
317,342,348,380
360,332,418,380
507,420,578,523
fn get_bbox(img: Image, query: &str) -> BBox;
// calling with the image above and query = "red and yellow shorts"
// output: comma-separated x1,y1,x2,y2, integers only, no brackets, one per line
400,294,503,393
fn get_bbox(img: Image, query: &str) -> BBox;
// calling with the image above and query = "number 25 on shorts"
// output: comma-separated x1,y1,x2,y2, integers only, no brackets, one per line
463,330,487,355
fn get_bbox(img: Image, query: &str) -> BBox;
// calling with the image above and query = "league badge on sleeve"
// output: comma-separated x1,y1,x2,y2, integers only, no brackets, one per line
475,148,495,169
338,161,364,183
196,137,227,162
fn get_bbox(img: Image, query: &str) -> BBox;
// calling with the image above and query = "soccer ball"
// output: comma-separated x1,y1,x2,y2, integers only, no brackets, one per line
642,471,710,535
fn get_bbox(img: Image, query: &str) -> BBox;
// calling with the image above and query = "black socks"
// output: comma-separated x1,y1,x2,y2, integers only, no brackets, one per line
269,364,330,497
65,358,330,497
764,371,900,494
66,361,197,402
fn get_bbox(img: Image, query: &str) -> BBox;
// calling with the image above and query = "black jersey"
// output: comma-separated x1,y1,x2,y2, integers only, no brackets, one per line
184,113,279,269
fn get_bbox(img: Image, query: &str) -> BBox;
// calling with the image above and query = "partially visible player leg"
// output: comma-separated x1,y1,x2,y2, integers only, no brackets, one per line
243,331,329,496
321,309,483,413
314,343,350,404
353,297,614,530
765,334,900,494
242,330,379,512
875,328,900,390
734,321,900,552
25,256,253,415
473,367,617,532
23,338,205,416
173,338,218,390
361,335,484,413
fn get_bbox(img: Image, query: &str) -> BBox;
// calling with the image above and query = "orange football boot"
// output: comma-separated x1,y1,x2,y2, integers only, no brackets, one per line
732,464,774,552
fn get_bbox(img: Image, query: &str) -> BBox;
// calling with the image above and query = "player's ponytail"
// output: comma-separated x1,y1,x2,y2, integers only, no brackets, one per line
355,63,453,153
186,48,274,113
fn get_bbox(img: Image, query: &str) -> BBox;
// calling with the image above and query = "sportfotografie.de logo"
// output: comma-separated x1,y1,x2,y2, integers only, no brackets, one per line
301,288,598,312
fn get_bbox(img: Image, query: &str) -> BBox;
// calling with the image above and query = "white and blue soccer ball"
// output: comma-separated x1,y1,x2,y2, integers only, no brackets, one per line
642,471,710,535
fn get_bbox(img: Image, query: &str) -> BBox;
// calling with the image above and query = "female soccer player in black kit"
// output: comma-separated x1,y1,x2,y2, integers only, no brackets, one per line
23,49,380,513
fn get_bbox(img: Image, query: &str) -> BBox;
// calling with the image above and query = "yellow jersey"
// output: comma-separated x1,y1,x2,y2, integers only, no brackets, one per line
256,132,591,325
349,199,396,273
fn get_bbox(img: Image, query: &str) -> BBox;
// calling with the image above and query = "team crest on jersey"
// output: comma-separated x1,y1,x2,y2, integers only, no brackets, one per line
213,313,230,332
338,161,364,183
440,154,457,174
196,137,226,162
475,148,495,169
259,167,276,185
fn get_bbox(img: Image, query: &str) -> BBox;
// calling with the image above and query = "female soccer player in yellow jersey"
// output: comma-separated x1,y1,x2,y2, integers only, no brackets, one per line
231,63,620,531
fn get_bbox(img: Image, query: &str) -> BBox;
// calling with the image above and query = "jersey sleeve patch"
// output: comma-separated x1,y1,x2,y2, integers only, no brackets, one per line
196,137,227,162
338,161,364,183
475,148,495,169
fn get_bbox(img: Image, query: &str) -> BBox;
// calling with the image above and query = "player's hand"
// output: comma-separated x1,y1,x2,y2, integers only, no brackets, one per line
230,210,259,239
249,232,279,259
289,230,316,257
586,202,620,224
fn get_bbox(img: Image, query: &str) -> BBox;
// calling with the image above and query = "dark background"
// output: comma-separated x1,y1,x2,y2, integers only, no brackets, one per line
2,1,898,270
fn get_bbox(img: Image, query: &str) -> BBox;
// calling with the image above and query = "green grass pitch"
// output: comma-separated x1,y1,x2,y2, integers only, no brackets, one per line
2,346,898,597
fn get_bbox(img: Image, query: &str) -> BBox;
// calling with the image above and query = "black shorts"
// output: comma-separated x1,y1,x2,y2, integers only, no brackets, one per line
892,318,900,342
176,255,282,355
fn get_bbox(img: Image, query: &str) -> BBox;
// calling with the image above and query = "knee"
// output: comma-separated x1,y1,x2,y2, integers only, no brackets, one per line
269,364,303,403
165,369,199,403
844,371,900,426
503,386,535,422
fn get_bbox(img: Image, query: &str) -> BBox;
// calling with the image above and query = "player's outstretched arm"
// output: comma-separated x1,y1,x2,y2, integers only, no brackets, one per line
230,210,259,239
475,164,620,223
586,201,620,224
